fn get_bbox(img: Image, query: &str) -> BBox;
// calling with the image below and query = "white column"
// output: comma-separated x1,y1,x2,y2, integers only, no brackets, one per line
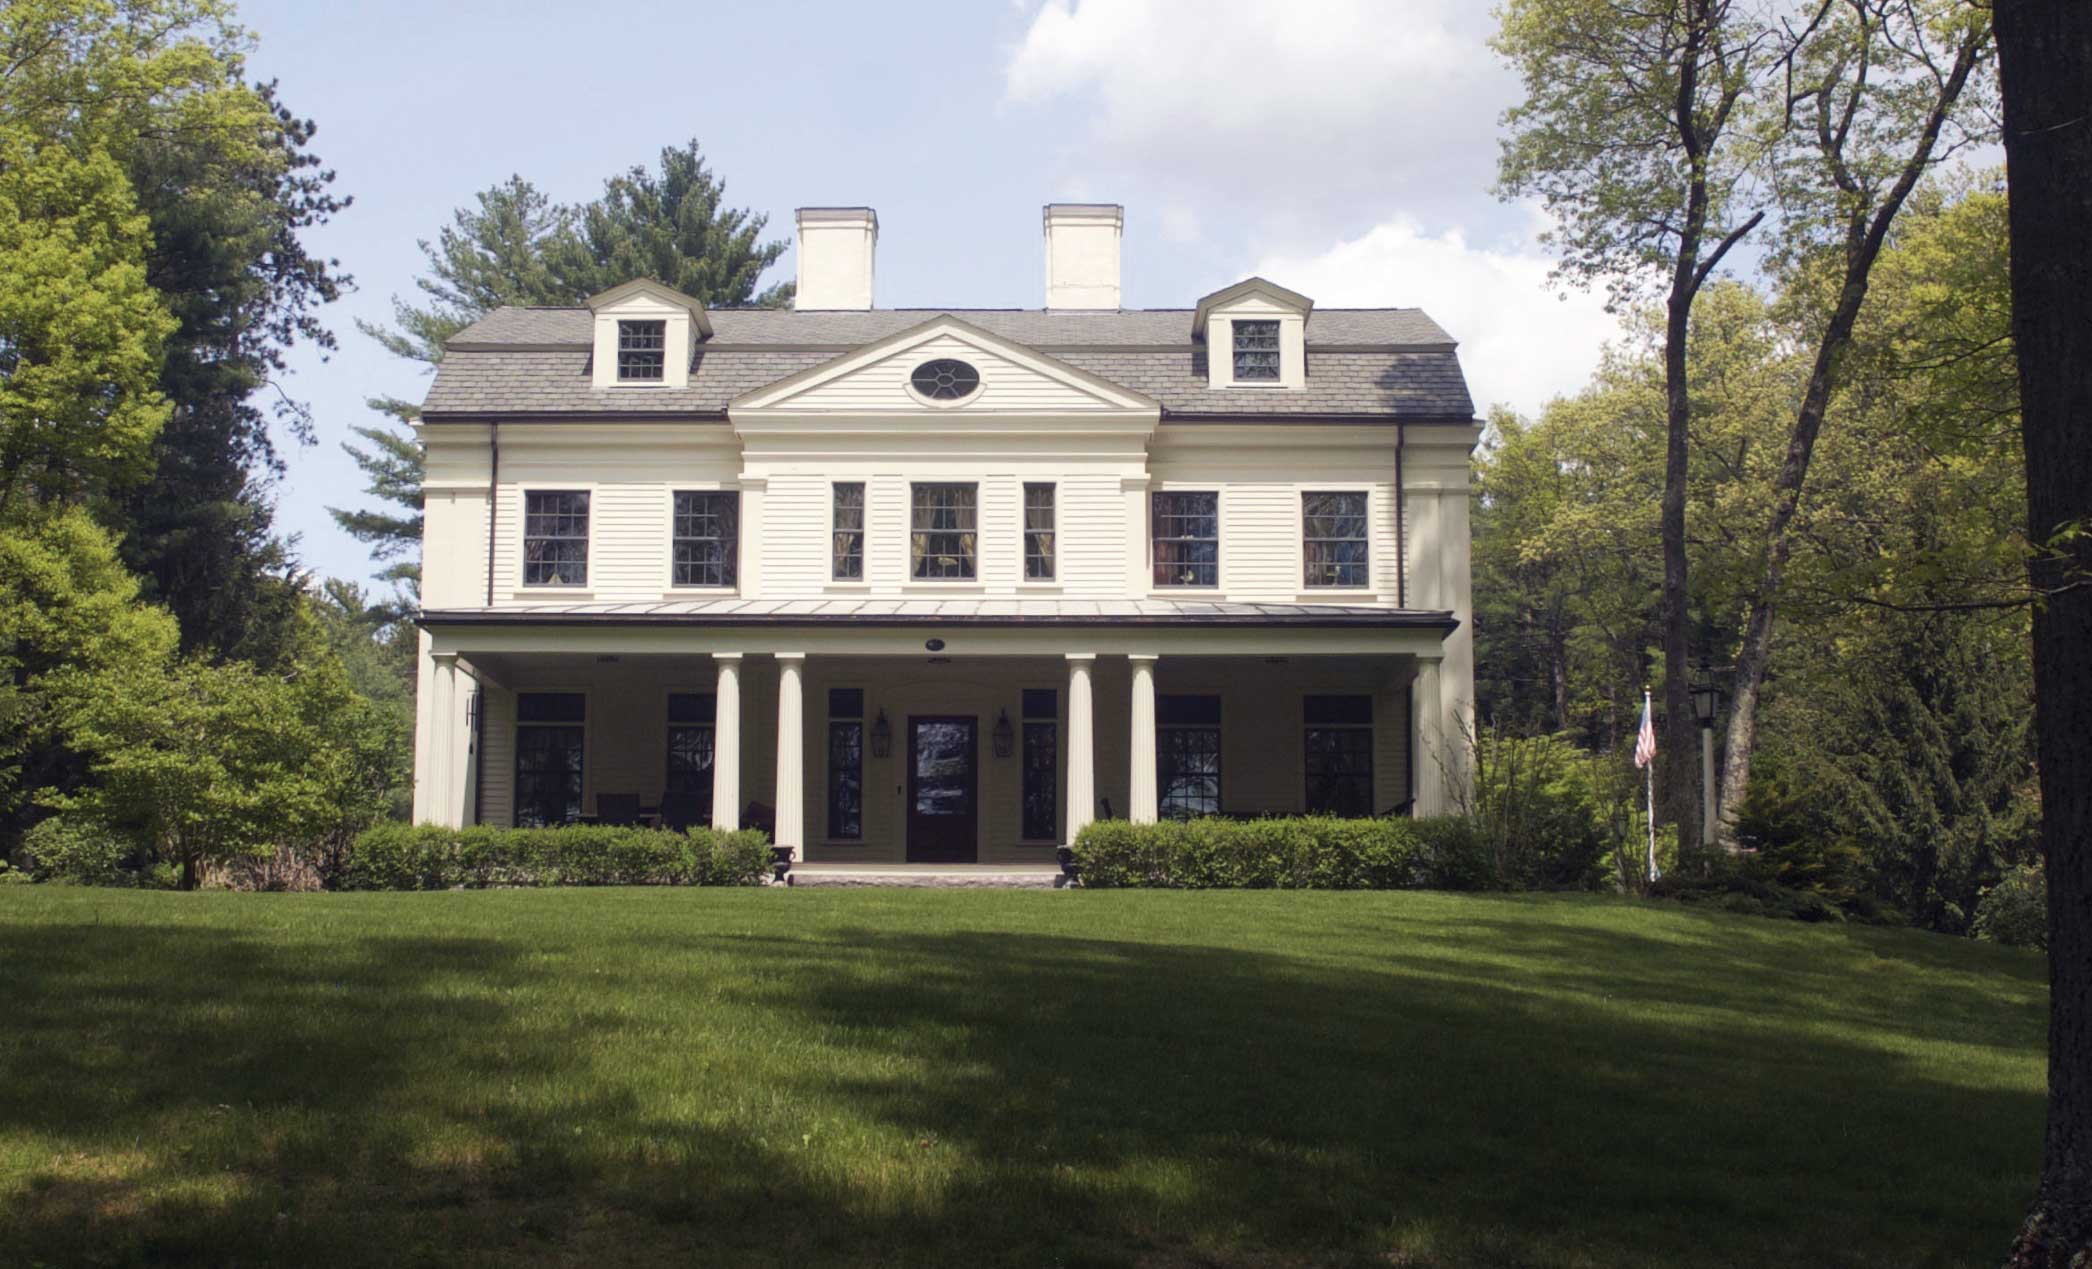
712,653,742,831
1128,654,1158,823
773,653,805,860
1412,655,1446,817
1065,654,1096,845
428,653,462,827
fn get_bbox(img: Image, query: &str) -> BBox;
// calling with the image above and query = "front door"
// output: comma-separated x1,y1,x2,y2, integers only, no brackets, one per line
907,716,978,863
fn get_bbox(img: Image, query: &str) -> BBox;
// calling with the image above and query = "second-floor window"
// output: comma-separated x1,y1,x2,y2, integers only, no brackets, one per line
911,482,977,580
1303,491,1368,589
672,491,739,588
523,491,589,587
1023,483,1055,581
833,482,865,580
1152,491,1218,588
617,319,665,381
1232,319,1280,381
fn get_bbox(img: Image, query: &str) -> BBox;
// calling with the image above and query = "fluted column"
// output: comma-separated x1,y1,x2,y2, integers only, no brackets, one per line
773,653,805,860
712,653,742,831
428,652,461,827
1128,654,1158,823
1065,654,1096,845
1412,654,1445,817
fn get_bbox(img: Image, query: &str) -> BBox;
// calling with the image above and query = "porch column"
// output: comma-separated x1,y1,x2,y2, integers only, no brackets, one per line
428,652,465,828
773,653,805,860
1412,654,1446,817
1128,654,1158,823
1066,654,1096,844
712,653,742,831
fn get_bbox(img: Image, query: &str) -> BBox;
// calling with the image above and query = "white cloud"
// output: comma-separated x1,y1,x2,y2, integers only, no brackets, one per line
1255,213,1621,417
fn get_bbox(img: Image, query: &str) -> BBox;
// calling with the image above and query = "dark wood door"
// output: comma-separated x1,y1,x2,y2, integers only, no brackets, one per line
907,716,978,863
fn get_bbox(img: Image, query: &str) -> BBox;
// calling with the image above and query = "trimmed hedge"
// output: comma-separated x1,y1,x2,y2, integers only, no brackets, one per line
338,824,773,890
1072,816,1445,890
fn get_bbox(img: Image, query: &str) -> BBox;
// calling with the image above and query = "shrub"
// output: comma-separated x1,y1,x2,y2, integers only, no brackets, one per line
1447,729,1617,891
17,815,146,886
337,824,773,891
1972,865,2047,951
1072,816,1425,890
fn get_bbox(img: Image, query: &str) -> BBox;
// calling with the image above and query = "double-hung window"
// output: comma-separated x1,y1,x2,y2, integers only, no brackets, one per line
1304,695,1374,816
827,688,864,840
910,483,977,580
1157,694,1222,818
1023,483,1056,581
832,482,865,580
1151,491,1218,588
1303,491,1369,589
1232,319,1280,382
515,693,585,827
672,491,738,588
665,693,716,824
617,319,665,381
523,491,589,587
1021,688,1057,841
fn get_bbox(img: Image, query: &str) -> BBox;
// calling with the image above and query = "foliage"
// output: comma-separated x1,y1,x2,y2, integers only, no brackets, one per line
336,822,774,890
1451,726,1630,892
1072,816,1428,890
1972,864,2047,953
16,813,143,886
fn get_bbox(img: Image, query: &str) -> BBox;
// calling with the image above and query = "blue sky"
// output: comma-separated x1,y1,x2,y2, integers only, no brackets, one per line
240,0,1620,587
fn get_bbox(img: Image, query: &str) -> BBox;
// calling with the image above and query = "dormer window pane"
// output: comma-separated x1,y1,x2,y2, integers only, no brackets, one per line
617,319,666,381
1232,319,1280,381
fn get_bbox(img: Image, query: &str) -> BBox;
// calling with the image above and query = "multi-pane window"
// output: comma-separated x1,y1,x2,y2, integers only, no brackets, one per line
672,491,739,588
832,483,865,580
1304,695,1374,817
1023,483,1056,581
1157,694,1222,818
1021,688,1057,841
515,693,585,827
617,319,665,381
1232,319,1280,381
665,693,716,824
523,491,589,587
1303,491,1369,589
827,688,864,840
910,483,977,580
1152,491,1219,587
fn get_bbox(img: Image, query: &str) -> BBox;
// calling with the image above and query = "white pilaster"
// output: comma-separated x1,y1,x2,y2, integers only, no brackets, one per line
1128,654,1158,823
773,653,805,860
712,653,742,831
1066,654,1096,845
1412,655,1446,817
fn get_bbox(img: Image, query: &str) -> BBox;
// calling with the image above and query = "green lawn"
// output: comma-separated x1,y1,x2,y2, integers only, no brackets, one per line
0,887,2046,1268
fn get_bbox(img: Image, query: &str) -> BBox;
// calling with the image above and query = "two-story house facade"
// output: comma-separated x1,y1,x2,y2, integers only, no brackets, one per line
411,204,1479,865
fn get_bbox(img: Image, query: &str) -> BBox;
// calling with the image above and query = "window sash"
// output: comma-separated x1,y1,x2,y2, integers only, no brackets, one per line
1151,491,1218,587
1022,720,1057,841
515,691,584,827
1303,491,1369,589
672,491,739,588
910,483,978,580
1157,695,1222,818
1305,723,1374,817
617,319,665,381
1233,319,1280,381
665,722,716,809
832,483,865,580
828,720,864,839
523,491,589,587
1023,483,1056,581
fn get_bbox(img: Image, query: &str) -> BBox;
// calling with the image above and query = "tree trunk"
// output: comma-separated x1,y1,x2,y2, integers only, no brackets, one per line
1660,278,1703,858
1997,4,2092,1263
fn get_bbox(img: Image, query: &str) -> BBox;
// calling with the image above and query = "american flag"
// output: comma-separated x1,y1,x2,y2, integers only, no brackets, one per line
1633,692,1657,769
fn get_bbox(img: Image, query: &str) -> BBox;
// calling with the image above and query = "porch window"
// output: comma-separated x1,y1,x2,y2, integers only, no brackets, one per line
515,692,585,827
1023,483,1055,581
1152,491,1219,588
827,688,864,840
672,491,739,588
833,482,865,580
1157,694,1222,818
665,693,716,823
1303,492,1369,589
523,491,589,587
1304,694,1374,816
1021,688,1057,841
910,482,977,580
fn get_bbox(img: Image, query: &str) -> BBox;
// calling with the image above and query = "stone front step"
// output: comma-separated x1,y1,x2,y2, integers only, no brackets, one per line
786,863,1067,889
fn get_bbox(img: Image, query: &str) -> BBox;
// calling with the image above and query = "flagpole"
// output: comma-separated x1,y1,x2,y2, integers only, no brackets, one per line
1644,687,1657,884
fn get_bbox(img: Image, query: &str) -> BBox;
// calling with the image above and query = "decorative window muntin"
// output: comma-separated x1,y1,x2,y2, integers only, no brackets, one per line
827,688,864,840
910,358,981,401
672,491,739,588
1232,319,1280,382
1023,483,1056,581
515,692,585,827
665,693,716,823
1157,694,1222,818
1304,694,1374,816
1021,688,1057,841
910,482,978,580
1151,491,1219,588
617,319,666,381
523,491,589,587
832,482,865,580
1303,491,1369,589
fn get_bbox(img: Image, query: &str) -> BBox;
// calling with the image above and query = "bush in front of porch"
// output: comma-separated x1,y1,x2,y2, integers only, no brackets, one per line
1072,816,1431,890
339,824,771,890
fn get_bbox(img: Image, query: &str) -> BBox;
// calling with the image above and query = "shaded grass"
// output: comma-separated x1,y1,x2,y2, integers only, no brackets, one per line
0,887,2046,1267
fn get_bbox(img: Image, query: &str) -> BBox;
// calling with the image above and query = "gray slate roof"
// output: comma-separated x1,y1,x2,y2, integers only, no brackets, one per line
425,305,1476,420
420,596,1459,629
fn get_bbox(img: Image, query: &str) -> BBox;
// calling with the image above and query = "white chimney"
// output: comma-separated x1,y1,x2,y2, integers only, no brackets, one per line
1043,203,1122,309
794,207,877,309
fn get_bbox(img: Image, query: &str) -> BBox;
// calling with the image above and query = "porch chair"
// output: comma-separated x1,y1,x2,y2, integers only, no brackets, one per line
595,793,641,826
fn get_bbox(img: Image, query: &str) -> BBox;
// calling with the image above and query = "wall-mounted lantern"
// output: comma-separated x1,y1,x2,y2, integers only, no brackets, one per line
992,708,1014,759
870,708,892,759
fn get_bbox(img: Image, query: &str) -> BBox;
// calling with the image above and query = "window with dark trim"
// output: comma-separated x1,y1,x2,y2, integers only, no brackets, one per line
910,483,977,580
1303,491,1369,589
515,692,585,827
523,491,589,587
1232,319,1280,381
617,319,665,381
672,491,739,588
665,693,716,824
1023,483,1056,581
1021,688,1057,841
827,688,864,840
832,482,864,580
1157,694,1222,818
1152,491,1218,587
1304,694,1374,816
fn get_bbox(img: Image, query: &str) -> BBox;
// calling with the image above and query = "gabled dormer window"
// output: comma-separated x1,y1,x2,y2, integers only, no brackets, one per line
1232,320,1280,382
618,320,666,382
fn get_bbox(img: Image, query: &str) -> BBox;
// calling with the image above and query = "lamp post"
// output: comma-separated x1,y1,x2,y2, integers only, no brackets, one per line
1690,661,1725,848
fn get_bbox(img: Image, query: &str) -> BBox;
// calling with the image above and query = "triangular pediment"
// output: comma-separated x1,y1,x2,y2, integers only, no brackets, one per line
729,314,1158,414
587,278,713,337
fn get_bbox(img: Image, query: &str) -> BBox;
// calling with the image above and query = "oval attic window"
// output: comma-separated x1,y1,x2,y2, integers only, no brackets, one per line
910,358,981,401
